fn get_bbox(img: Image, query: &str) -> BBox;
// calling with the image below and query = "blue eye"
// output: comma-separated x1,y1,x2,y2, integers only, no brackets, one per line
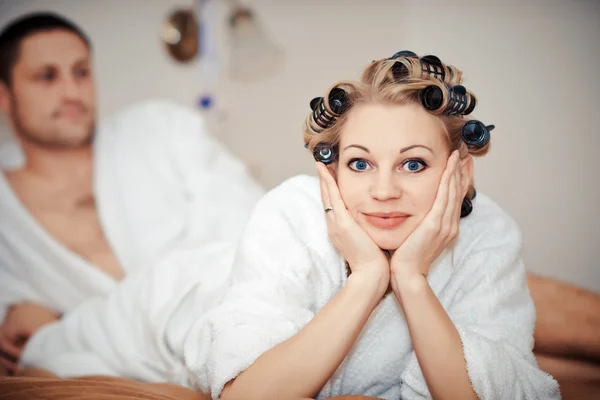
402,159,427,173
348,159,371,172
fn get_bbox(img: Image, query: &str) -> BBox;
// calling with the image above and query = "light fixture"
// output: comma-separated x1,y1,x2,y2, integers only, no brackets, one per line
226,1,284,81
162,1,283,81
160,8,199,63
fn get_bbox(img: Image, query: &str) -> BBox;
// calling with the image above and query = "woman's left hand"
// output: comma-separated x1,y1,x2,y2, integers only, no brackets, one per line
390,150,464,283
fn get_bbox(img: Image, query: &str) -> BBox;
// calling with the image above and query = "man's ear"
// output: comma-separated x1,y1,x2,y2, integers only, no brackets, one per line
460,154,474,197
0,81,11,115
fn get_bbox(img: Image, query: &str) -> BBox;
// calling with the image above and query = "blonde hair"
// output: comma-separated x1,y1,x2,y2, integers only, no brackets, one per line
303,55,492,201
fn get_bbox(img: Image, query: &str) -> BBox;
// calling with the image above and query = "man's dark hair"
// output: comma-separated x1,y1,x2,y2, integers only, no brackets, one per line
0,12,91,86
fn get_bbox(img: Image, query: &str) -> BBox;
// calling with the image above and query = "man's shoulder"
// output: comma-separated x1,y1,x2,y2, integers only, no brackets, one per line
98,99,202,141
106,99,196,123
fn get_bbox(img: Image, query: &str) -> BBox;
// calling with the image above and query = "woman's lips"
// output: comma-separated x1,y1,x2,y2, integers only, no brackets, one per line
363,212,410,229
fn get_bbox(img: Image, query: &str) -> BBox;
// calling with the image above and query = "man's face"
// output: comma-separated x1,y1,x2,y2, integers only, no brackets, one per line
0,29,96,148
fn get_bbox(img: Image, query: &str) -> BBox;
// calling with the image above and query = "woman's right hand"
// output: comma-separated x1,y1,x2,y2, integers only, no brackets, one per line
316,162,389,288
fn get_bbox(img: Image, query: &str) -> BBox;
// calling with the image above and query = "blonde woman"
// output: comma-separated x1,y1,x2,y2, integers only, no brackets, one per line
185,51,561,400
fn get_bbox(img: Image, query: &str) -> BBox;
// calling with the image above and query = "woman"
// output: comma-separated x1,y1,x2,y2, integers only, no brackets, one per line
182,51,561,399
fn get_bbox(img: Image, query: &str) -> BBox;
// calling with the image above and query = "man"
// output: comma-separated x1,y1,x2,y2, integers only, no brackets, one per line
0,12,264,378
0,11,598,395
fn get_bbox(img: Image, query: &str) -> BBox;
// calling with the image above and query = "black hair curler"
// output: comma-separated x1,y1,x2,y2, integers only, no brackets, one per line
419,55,446,82
461,120,494,149
390,50,417,82
445,85,476,116
389,50,418,60
313,143,338,165
390,52,446,83
309,88,350,133
420,84,477,116
460,197,473,218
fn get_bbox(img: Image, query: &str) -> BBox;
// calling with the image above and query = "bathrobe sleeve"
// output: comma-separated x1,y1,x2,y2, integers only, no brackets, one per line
0,269,41,323
159,101,265,244
18,101,264,380
18,262,165,379
399,210,561,400
182,178,328,399
19,241,235,382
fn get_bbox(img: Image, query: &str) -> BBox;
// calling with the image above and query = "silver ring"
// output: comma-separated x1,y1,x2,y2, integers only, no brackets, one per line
324,206,334,213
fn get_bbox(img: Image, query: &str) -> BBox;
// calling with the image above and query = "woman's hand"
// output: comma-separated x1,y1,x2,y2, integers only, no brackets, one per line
390,150,464,285
316,163,389,288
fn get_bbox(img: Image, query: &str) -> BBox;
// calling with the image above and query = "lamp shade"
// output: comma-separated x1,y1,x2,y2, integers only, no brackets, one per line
228,7,283,81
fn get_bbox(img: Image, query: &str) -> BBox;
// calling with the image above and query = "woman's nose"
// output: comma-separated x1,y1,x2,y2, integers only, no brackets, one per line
370,172,402,201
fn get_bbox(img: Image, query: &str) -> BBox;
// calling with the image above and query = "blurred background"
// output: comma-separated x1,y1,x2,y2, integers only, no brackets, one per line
0,0,598,292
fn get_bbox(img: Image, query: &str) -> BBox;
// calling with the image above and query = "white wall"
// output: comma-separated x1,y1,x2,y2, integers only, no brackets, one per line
0,0,598,291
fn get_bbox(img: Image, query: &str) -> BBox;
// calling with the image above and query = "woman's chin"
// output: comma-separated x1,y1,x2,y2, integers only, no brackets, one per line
357,219,413,252
378,243,402,251
370,231,408,251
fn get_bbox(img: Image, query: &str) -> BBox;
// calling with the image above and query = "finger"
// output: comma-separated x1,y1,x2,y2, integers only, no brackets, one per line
448,165,463,243
0,355,18,374
318,163,349,221
5,328,32,345
454,160,464,222
450,154,464,219
442,164,458,228
0,338,22,360
316,163,336,223
316,163,332,208
429,150,459,219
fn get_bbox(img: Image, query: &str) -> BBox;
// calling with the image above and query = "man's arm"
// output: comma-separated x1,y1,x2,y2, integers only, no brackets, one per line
18,101,262,379
19,241,232,382
153,100,265,245
0,265,61,375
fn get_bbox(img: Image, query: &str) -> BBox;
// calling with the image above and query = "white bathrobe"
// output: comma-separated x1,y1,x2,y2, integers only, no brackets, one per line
182,175,561,400
0,99,264,379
